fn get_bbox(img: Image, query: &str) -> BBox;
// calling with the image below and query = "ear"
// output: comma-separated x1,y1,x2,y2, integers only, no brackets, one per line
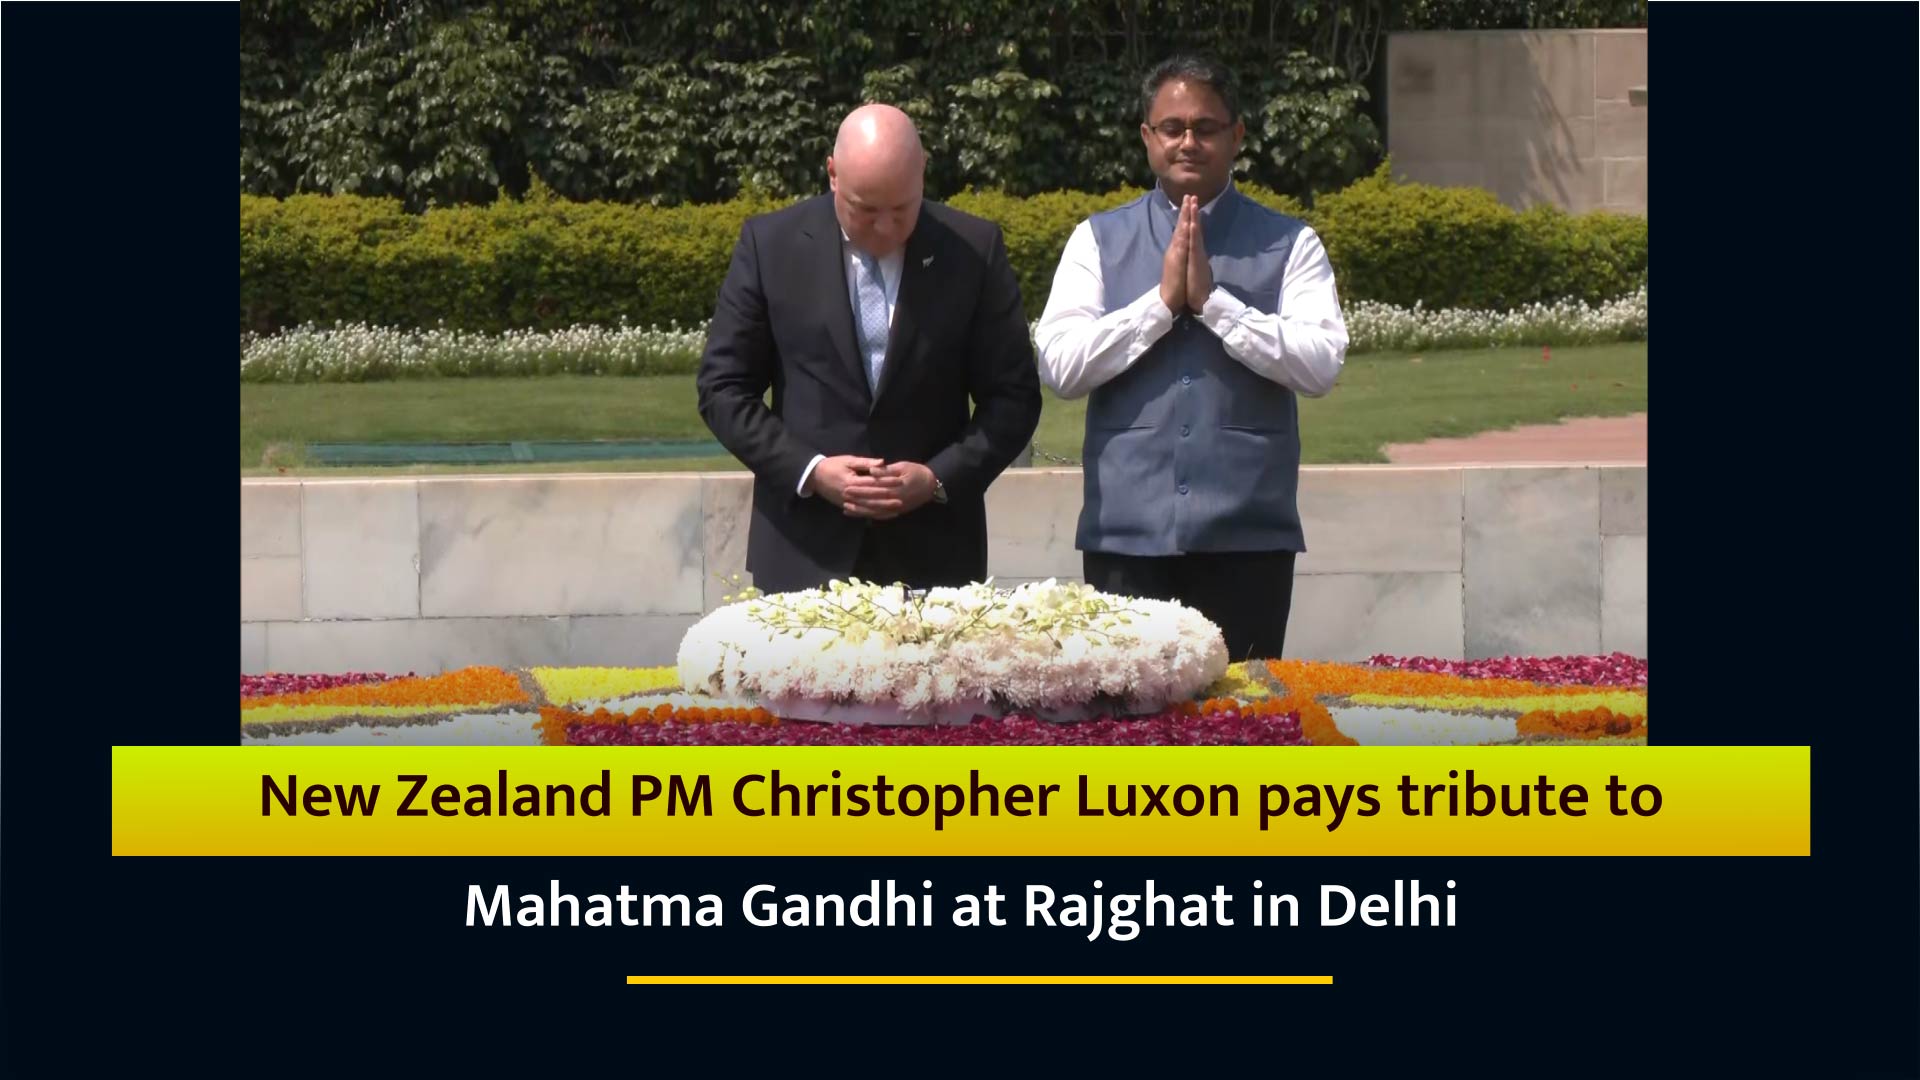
827,156,839,191
1140,122,1155,157
1231,118,1247,155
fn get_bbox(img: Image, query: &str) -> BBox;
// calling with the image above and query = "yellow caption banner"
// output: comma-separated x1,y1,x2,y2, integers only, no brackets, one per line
111,746,1809,857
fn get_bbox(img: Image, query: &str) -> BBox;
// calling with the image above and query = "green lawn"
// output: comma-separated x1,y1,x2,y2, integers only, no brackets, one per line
240,342,1646,474
1300,341,1647,463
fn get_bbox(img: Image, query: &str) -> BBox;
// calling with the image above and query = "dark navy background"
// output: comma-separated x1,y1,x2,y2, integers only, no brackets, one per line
4,4,1913,1074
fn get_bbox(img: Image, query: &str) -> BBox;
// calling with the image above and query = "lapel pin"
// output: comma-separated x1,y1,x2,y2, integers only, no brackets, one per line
922,255,935,268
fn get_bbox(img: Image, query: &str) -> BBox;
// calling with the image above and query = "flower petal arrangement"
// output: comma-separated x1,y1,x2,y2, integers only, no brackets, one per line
675,579,1229,722
237,575,1645,747
240,666,530,732
241,655,1646,748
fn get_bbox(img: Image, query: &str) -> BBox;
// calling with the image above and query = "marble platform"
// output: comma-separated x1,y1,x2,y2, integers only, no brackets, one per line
242,465,1647,672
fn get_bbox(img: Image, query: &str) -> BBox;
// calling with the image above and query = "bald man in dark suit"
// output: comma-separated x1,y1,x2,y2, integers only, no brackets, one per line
697,104,1042,593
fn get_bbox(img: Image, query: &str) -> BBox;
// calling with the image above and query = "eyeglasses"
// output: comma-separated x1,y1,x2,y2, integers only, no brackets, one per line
1149,118,1231,142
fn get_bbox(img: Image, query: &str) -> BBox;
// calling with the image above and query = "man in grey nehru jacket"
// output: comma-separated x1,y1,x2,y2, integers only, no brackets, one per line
1034,55,1348,660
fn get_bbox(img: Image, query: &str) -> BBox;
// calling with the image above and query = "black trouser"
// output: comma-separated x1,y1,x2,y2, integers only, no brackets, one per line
1082,550,1298,662
851,535,913,588
850,530,971,591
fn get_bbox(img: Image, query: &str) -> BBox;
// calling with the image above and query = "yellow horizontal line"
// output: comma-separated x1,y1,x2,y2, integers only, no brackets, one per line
626,975,1331,985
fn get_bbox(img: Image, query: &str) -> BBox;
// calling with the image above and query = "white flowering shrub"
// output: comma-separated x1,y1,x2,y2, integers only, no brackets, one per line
1345,284,1647,353
239,322,708,382
240,287,1648,382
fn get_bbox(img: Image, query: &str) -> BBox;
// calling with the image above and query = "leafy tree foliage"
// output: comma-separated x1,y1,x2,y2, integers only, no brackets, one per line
241,0,1641,207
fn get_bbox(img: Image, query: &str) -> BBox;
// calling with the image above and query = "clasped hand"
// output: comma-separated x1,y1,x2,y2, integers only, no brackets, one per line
809,456,937,520
1159,194,1214,316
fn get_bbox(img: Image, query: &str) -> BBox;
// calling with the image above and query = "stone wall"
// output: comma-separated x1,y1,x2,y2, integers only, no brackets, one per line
241,465,1647,673
1385,29,1647,214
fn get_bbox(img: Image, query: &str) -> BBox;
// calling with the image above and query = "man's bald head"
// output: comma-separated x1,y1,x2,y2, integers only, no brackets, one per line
828,104,926,257
833,103,925,166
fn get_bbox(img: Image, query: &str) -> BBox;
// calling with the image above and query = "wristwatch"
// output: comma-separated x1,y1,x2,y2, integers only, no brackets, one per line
931,477,948,504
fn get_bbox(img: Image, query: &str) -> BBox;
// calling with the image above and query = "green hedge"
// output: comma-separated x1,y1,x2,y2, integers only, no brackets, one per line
240,169,1644,332
1310,165,1648,310
240,185,788,334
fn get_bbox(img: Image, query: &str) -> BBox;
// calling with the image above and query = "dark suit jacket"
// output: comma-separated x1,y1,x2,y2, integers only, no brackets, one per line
696,195,1042,593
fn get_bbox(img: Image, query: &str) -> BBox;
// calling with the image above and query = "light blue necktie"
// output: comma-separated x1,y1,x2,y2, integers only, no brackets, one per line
853,250,890,393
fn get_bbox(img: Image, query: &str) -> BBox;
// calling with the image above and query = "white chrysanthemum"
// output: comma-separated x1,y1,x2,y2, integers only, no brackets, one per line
675,576,1228,718
673,579,1227,715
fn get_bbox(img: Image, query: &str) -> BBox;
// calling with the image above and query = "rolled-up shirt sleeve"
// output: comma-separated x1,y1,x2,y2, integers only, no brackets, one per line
1034,221,1177,400
1196,226,1347,398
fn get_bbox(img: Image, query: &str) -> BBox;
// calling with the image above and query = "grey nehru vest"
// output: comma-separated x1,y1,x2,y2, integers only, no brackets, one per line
1077,185,1309,556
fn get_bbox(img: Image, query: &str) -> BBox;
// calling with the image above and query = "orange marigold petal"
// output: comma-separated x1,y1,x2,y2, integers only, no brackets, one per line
243,666,529,710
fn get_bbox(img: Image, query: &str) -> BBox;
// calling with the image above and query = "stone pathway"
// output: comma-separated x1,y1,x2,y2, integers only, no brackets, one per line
1383,412,1646,465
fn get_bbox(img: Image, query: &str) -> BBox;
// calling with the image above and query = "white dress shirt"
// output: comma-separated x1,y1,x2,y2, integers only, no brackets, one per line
1034,184,1348,401
797,234,904,496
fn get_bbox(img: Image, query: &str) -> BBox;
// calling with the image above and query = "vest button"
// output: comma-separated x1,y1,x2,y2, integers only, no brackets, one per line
1177,483,1190,495
1180,374,1192,386
1180,425,1191,437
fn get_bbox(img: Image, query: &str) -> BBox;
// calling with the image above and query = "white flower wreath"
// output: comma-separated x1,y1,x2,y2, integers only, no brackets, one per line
676,578,1228,723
